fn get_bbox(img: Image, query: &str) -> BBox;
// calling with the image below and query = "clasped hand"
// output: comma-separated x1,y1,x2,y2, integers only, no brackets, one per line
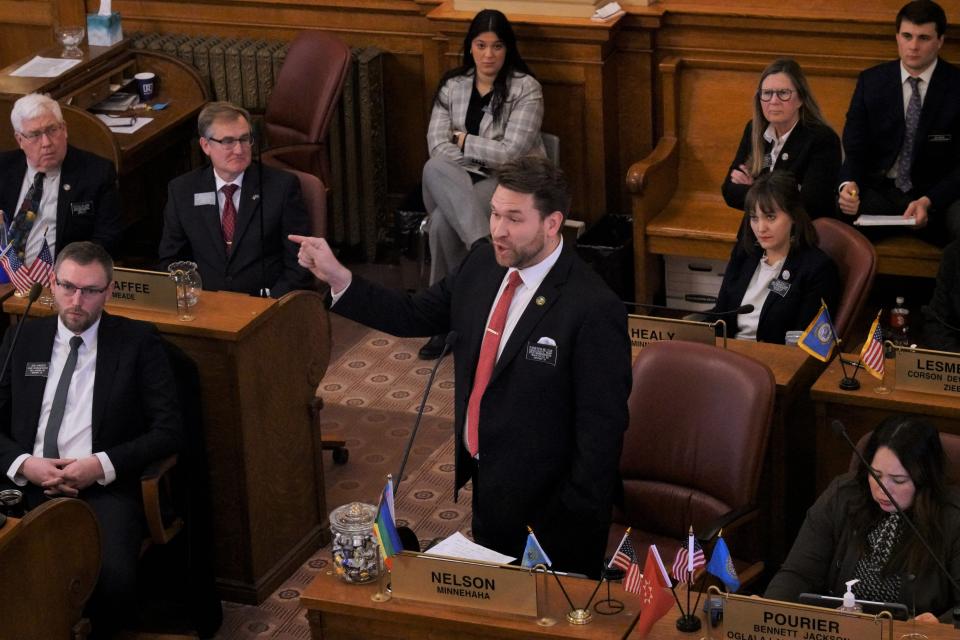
21,455,104,497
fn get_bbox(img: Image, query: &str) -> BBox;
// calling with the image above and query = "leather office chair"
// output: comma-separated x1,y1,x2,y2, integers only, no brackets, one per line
611,340,775,588
813,218,877,345
0,498,100,639
260,30,351,198
850,431,960,484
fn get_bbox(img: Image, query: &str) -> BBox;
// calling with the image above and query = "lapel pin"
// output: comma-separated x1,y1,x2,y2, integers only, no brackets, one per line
63,184,71,191
535,296,546,306
252,194,260,201
781,152,789,161
781,270,791,281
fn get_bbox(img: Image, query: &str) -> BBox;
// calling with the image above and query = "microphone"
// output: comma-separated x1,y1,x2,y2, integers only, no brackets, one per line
253,135,269,298
831,419,960,611
624,301,754,316
0,282,44,386
395,330,458,492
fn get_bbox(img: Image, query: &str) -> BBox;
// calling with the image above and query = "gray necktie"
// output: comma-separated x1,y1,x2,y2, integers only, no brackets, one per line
896,76,922,193
42,336,83,458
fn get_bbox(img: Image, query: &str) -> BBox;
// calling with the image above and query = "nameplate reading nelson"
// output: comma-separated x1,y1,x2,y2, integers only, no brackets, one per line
894,345,960,398
390,552,537,617
108,267,178,313
722,594,888,640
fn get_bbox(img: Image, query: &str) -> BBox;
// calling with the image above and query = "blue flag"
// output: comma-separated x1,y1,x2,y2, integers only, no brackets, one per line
798,302,837,362
521,530,552,568
705,536,740,592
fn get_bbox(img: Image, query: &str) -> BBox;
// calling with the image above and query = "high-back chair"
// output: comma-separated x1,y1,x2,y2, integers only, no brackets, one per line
612,340,776,587
260,30,351,188
813,218,877,345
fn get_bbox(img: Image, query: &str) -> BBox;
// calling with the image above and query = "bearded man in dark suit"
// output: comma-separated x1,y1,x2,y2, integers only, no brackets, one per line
292,156,631,578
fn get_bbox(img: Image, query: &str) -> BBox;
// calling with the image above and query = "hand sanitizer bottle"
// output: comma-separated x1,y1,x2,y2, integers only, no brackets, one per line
839,579,863,613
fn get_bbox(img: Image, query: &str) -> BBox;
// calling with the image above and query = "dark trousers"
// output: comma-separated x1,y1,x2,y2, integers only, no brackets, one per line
852,178,960,245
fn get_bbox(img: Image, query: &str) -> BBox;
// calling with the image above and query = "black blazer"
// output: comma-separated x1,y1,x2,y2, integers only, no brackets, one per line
0,313,182,491
158,163,312,297
722,119,841,219
714,241,839,344
0,146,121,255
335,243,632,577
840,58,960,211
922,239,960,351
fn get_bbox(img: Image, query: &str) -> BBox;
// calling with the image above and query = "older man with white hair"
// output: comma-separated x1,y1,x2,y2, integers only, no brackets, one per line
0,93,121,267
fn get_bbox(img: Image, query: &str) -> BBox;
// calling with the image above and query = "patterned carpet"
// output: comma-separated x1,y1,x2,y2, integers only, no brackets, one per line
214,316,471,639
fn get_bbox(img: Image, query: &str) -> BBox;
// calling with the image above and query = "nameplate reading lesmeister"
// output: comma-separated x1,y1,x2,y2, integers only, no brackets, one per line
894,345,960,398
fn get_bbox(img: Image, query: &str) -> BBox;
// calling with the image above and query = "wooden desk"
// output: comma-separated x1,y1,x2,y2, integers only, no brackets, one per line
811,354,960,493
4,289,332,604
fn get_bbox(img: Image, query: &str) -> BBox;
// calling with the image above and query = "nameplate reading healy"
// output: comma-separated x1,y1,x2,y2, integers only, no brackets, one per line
895,345,960,397
108,267,178,313
390,552,537,617
628,314,716,357
722,594,889,640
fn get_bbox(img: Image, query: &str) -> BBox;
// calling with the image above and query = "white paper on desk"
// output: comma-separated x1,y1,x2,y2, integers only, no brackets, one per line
10,56,82,78
853,215,917,227
99,0,112,15
423,532,516,564
96,114,154,134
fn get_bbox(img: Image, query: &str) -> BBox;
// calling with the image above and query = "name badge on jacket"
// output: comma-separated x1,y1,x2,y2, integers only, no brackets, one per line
768,279,791,298
25,362,49,377
194,192,216,207
929,134,952,143
526,338,558,366
70,201,93,216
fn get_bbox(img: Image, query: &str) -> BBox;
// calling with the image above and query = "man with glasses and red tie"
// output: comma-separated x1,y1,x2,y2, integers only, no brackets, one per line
838,0,960,240
0,94,121,279
0,241,182,636
158,101,312,297
292,156,631,578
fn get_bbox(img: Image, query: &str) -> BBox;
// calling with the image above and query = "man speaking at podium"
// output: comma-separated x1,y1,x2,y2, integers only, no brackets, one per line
292,156,630,577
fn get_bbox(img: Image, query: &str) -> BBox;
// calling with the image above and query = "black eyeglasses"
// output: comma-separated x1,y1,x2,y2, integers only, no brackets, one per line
56,278,109,297
759,89,795,102
17,123,65,143
206,134,255,149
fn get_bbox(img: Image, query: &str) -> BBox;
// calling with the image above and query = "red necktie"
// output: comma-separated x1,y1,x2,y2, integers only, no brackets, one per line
466,270,523,457
221,183,238,252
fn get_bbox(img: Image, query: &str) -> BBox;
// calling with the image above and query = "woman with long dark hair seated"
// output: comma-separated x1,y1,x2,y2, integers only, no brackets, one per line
721,58,841,219
419,9,545,359
765,415,960,624
712,171,838,343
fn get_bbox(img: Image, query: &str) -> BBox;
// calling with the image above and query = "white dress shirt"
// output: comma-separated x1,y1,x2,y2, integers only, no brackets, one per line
14,166,60,263
213,169,245,222
763,121,797,171
736,254,786,341
6,315,116,485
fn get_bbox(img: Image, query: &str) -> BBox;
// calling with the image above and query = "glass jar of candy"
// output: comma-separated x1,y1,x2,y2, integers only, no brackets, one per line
329,502,380,584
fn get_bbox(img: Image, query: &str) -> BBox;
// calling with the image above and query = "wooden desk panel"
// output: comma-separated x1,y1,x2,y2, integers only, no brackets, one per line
3,289,332,604
811,354,960,493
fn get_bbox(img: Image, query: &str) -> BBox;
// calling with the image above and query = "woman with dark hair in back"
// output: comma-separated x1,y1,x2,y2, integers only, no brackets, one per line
722,58,841,219
712,171,838,343
766,415,960,624
418,9,545,359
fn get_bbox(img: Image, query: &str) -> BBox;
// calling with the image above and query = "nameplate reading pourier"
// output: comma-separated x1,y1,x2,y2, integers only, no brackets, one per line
722,593,888,640
109,267,178,314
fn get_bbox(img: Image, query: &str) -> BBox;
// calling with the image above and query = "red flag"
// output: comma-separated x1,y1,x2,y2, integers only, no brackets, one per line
635,545,675,637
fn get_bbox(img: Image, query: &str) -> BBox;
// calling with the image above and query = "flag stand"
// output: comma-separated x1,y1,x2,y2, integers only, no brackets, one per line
593,565,624,615
533,566,558,627
370,557,392,603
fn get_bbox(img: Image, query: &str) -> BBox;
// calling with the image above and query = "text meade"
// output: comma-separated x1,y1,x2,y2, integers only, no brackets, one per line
430,571,495,591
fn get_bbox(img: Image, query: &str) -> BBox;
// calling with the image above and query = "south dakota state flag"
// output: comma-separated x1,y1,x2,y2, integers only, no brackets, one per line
798,301,837,362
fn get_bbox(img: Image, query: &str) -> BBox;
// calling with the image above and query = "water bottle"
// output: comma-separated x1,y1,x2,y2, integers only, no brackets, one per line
889,297,910,347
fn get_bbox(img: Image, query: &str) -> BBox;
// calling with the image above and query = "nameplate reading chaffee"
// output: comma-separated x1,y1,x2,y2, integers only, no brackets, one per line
894,345,960,398
722,594,889,640
108,267,178,313
390,552,537,617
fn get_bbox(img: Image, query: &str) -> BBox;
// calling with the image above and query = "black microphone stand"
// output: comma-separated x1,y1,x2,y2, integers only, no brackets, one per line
253,133,268,298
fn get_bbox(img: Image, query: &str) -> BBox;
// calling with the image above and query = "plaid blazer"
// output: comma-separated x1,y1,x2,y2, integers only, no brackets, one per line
427,71,545,172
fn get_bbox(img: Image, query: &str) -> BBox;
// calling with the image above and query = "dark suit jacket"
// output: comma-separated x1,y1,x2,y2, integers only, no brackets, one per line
335,243,632,576
722,119,841,218
922,239,960,351
840,58,960,211
0,145,121,255
714,241,839,343
765,474,960,623
0,313,182,492
158,163,312,297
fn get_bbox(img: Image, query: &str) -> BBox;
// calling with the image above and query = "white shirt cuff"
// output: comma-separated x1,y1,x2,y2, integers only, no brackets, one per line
329,280,352,306
95,452,116,485
6,454,30,486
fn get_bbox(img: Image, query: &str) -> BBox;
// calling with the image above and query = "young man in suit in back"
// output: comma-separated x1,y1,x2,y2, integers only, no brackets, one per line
158,101,312,297
292,156,631,578
838,0,960,241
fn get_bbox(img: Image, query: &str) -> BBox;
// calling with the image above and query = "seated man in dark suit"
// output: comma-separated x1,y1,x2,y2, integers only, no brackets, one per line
158,101,313,297
838,0,960,241
0,94,121,267
0,241,182,637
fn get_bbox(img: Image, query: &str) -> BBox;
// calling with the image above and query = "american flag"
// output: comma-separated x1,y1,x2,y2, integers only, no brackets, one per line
859,311,885,380
624,556,643,594
671,537,705,583
608,530,643,593
0,238,53,295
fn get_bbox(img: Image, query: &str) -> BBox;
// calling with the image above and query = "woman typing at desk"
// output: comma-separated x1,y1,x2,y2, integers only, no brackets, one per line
712,171,838,343
765,415,960,624
721,58,841,219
